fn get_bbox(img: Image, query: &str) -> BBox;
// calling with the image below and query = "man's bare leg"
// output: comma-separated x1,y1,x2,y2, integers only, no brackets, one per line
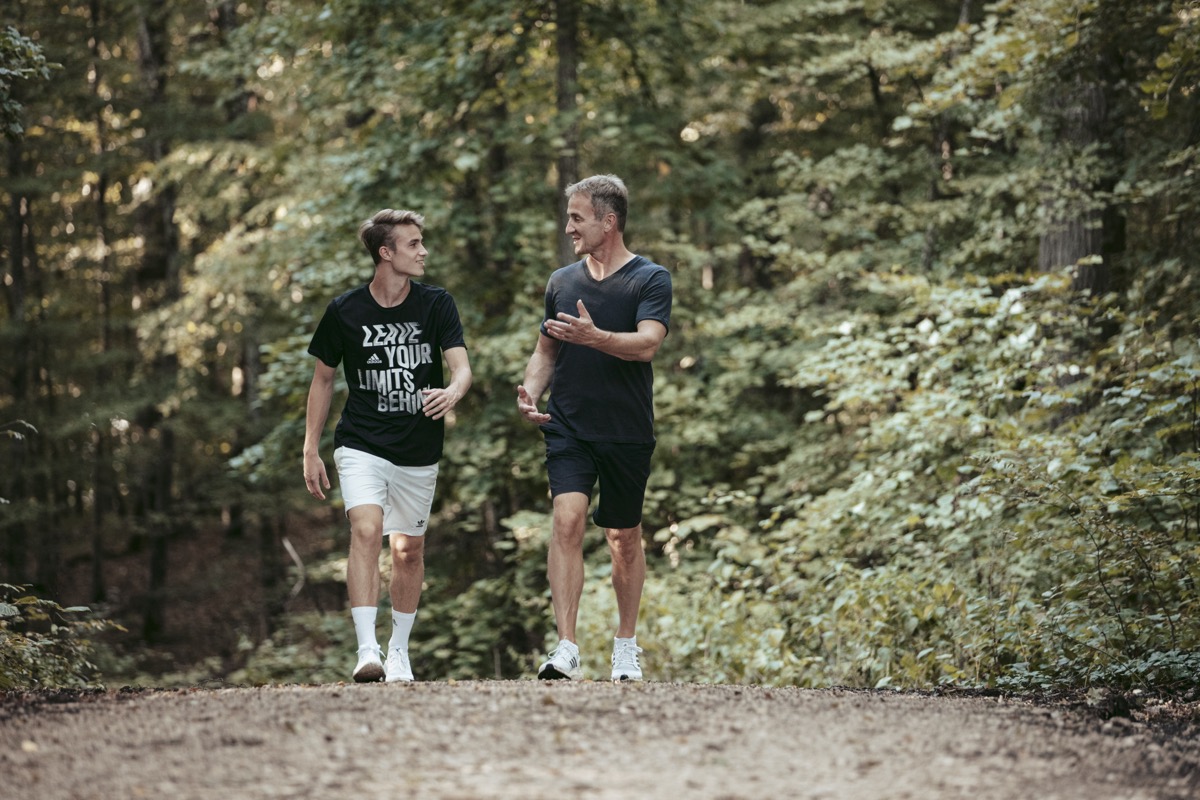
385,532,425,681
547,492,589,642
346,505,385,681
389,533,425,614
538,492,590,679
347,505,384,607
607,524,646,681
606,525,645,639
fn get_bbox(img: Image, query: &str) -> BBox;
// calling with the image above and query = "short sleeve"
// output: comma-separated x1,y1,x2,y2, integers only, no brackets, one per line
307,301,344,368
637,268,672,333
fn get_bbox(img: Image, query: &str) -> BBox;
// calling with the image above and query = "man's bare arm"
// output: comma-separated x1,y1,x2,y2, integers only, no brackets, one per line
543,300,667,362
423,346,472,420
517,334,560,424
303,360,337,500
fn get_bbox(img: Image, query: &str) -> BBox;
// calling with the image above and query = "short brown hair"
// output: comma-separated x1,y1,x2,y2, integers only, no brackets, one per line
565,174,628,232
358,209,425,265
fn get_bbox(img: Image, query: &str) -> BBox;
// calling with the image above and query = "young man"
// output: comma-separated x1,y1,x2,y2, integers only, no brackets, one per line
303,208,471,683
516,174,672,681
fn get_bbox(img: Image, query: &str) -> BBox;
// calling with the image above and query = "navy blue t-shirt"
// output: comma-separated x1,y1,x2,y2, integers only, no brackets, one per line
541,256,672,443
308,282,467,466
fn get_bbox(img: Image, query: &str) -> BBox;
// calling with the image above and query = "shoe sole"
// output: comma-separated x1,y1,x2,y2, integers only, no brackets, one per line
538,666,579,680
612,674,643,682
353,664,385,683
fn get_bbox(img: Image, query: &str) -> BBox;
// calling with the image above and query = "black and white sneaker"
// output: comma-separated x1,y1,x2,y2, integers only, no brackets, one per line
538,640,582,680
611,639,643,682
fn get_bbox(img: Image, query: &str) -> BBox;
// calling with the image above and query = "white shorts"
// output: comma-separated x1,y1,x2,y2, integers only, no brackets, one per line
333,446,439,537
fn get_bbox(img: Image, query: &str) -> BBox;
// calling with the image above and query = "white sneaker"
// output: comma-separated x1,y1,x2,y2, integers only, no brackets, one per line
538,640,582,680
611,639,643,682
352,645,384,683
385,647,414,682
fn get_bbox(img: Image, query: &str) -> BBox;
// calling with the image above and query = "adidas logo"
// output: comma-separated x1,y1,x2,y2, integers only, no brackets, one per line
367,354,382,365
415,519,426,527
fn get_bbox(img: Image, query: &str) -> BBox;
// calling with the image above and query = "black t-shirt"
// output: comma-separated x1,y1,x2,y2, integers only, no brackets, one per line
308,282,467,466
540,256,672,443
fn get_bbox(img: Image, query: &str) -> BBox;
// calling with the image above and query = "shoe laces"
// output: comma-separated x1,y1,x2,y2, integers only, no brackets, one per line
612,640,642,669
388,647,410,667
549,642,579,664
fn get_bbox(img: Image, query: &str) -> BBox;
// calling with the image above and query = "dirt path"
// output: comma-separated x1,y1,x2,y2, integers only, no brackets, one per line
2,681,1197,799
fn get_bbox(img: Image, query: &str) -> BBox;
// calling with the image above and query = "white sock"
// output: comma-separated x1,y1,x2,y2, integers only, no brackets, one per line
351,606,378,651
614,636,637,648
388,610,417,651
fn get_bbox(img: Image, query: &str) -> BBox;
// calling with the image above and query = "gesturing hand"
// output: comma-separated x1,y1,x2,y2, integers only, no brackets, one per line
516,384,551,424
544,300,603,347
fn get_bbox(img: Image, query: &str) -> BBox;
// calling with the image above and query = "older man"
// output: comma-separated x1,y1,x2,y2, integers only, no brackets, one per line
517,175,672,681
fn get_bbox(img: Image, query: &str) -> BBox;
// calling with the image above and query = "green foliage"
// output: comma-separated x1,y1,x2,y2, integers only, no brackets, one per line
982,457,1200,693
0,584,117,690
0,24,53,139
629,267,1199,694
1140,2,1200,119
974,293,1200,691
7,0,1200,698
419,510,556,679
223,613,353,687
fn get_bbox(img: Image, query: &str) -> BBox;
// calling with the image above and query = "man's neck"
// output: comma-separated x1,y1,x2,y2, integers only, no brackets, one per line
369,271,411,307
585,243,635,280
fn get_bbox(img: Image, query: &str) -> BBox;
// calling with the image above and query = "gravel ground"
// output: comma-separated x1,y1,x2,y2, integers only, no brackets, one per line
2,681,1198,799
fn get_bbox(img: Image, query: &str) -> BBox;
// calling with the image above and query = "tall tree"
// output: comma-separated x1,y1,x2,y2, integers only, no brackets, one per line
554,0,580,266
0,19,50,585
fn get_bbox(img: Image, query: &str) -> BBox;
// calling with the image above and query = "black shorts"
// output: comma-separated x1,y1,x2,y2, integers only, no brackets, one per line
543,427,656,529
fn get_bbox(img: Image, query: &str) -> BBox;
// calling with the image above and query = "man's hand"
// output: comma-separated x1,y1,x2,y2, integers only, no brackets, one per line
544,300,608,348
304,452,330,500
516,384,551,424
422,386,462,420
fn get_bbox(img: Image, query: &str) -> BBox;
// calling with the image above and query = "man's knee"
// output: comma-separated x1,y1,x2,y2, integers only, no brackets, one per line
350,521,383,545
606,526,644,558
390,534,425,567
551,518,587,551
552,493,589,540
348,506,384,541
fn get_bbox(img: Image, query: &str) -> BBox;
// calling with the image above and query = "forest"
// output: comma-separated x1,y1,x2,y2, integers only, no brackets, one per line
1,0,1198,695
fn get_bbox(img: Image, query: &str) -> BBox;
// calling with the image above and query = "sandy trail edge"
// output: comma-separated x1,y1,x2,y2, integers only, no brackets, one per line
2,681,1198,799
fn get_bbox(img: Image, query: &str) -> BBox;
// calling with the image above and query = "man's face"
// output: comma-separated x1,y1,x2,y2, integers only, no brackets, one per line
383,224,426,278
565,193,606,257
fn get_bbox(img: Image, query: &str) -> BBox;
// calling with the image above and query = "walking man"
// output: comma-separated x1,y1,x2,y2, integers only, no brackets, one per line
516,174,672,681
304,208,471,683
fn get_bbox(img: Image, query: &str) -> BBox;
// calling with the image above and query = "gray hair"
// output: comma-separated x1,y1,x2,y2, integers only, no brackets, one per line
565,174,628,232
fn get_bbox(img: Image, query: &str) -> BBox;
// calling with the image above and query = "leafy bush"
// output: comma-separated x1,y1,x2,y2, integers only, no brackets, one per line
613,265,1200,695
0,584,117,690
418,510,557,680
224,613,352,687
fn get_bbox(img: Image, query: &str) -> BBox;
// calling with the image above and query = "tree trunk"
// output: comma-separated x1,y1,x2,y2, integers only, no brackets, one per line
2,136,31,582
92,429,108,603
34,436,60,596
555,0,580,267
259,514,283,636
1038,81,1109,294
88,0,114,604
142,426,174,643
921,0,975,271
135,0,182,643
